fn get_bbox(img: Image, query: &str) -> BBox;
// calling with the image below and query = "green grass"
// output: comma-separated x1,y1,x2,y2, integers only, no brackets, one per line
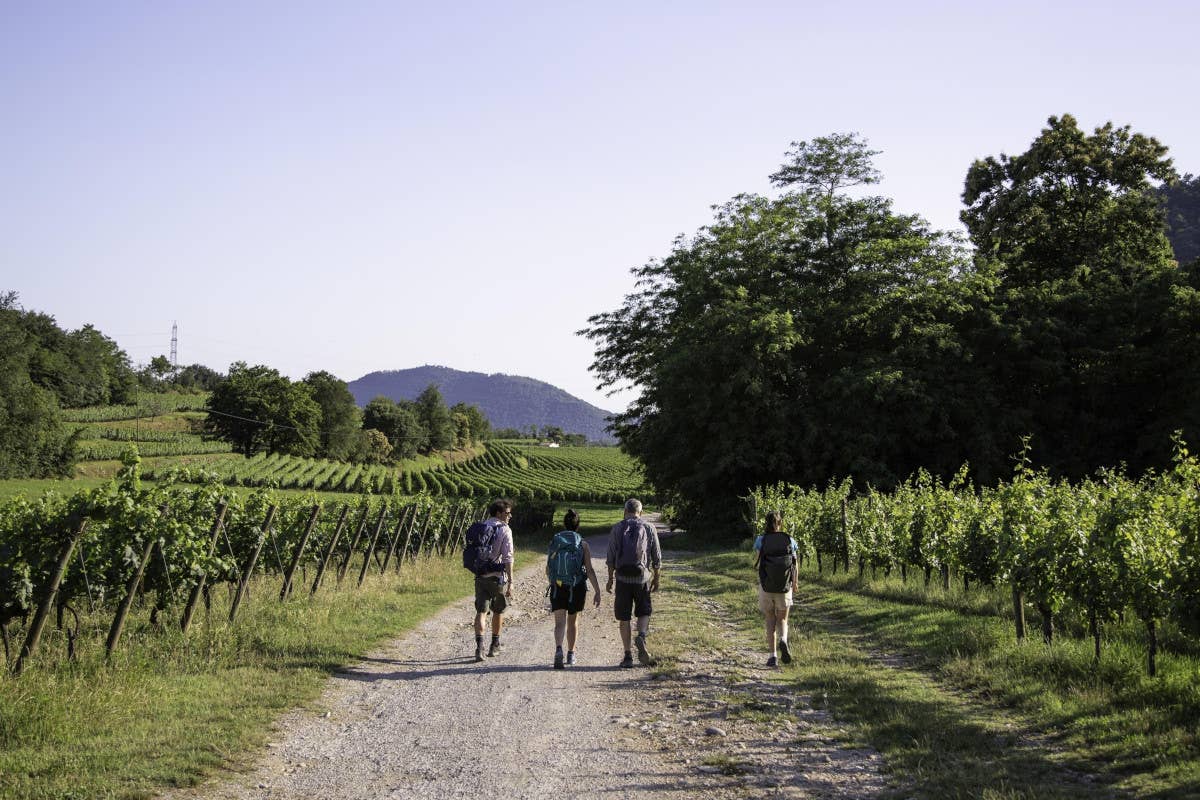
663,549,1200,798
0,554,473,800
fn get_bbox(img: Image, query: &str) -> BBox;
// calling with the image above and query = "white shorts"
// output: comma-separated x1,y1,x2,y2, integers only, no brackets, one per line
758,588,793,615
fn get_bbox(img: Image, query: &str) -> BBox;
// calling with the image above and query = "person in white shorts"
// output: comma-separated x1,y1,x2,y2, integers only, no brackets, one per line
753,510,799,668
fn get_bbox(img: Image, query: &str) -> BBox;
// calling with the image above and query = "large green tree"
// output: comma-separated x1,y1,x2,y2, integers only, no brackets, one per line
302,370,361,460
415,384,455,453
1159,172,1200,267
0,294,77,478
362,396,425,460
204,363,320,456
961,114,1185,476
585,135,976,531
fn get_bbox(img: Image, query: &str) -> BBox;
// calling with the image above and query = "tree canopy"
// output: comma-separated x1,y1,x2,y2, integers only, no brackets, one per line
586,118,1200,534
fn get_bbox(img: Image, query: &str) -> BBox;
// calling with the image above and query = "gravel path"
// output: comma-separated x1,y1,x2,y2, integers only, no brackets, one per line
163,519,890,800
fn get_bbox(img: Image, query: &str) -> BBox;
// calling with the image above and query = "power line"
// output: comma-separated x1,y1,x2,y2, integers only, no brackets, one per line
203,407,433,440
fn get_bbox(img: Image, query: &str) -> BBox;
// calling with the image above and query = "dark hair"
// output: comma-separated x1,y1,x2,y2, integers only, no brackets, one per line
563,508,580,531
488,498,513,518
764,510,783,534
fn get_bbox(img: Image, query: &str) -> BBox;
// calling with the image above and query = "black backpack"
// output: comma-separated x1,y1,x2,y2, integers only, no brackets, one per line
462,521,503,575
758,532,795,593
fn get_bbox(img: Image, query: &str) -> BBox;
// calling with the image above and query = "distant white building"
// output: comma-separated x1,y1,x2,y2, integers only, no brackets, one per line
539,441,560,448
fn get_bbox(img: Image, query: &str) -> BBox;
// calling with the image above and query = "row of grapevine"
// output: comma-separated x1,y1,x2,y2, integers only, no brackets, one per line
0,451,482,674
76,439,234,460
751,440,1200,675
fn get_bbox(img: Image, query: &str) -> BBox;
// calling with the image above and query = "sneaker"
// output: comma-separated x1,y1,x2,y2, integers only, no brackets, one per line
620,653,634,668
778,639,792,665
474,646,483,663
488,639,501,658
766,655,778,668
554,649,564,670
634,634,655,666
566,651,576,666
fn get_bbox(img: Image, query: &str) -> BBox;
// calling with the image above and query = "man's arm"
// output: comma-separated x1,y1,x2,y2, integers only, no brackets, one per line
648,522,662,592
605,525,617,593
501,526,514,596
583,541,603,606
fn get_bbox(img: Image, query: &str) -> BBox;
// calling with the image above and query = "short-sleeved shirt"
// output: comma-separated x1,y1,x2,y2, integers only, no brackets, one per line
479,517,514,580
606,518,662,585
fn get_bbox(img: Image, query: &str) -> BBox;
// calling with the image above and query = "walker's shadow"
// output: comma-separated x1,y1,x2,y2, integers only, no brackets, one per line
337,661,643,682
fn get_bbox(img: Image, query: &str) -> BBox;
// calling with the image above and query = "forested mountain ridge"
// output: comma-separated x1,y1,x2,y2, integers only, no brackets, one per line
348,366,616,443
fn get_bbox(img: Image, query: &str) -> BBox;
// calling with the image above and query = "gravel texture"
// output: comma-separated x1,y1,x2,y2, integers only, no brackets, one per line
162,519,889,800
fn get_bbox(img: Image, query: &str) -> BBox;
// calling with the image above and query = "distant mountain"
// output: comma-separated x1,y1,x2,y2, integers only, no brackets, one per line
347,365,617,444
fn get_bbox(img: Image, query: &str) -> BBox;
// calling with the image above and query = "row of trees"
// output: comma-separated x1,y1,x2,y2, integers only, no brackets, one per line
204,363,491,462
585,116,1200,530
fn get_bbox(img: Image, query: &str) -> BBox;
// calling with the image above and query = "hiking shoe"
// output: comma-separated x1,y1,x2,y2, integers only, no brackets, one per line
487,640,501,658
778,639,792,665
634,634,655,666
566,651,576,666
554,650,565,670
474,647,484,663
620,653,634,668
766,655,778,668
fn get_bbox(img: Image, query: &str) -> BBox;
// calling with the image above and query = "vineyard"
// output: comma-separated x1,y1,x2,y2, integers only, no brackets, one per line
0,451,482,673
139,441,651,502
751,439,1200,676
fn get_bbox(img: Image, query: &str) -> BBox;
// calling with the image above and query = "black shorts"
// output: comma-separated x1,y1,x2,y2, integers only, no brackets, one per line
549,582,588,613
474,575,507,614
613,580,652,622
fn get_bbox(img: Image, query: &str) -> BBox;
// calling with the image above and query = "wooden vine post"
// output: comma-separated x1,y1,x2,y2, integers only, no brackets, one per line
397,507,426,570
229,505,278,623
279,504,321,601
1012,584,1026,643
337,505,372,584
181,501,229,634
840,498,850,573
446,506,467,557
380,504,414,574
310,505,350,597
105,536,158,657
12,519,88,676
356,506,389,587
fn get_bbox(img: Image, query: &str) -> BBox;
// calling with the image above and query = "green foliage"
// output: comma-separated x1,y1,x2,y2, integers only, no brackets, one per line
302,370,361,460
584,134,975,530
204,362,321,457
750,436,1200,674
362,395,425,460
415,384,455,453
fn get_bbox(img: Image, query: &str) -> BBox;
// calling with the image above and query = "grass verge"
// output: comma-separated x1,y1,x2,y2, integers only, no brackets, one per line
661,549,1200,799
0,554,472,800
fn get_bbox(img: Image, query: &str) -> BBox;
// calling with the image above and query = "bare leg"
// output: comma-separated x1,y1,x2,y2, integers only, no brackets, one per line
636,615,649,637
566,613,579,651
554,609,567,648
492,612,503,637
619,620,632,652
765,614,778,657
777,609,790,644
474,611,485,636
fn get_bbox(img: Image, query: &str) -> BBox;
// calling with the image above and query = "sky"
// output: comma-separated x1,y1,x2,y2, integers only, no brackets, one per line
2,0,1197,413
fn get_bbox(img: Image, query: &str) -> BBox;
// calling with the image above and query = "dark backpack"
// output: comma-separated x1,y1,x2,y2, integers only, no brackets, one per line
462,521,503,575
758,532,795,593
615,518,649,577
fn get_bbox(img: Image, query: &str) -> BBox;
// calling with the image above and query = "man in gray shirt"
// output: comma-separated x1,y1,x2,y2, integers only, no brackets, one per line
606,498,662,668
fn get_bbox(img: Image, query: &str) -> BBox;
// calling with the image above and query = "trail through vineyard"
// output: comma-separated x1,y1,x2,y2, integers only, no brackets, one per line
162,515,886,800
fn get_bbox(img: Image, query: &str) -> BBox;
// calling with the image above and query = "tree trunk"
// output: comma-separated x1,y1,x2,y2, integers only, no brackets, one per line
1037,602,1053,644
815,551,823,574
1012,585,1026,643
1147,618,1158,677
941,564,950,592
924,566,932,587
1089,607,1101,664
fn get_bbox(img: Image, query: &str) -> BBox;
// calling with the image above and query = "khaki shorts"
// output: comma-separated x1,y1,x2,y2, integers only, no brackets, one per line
758,588,793,616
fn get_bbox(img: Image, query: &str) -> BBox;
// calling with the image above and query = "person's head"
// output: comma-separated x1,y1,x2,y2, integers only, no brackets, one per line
489,498,514,521
563,508,580,532
624,498,643,518
765,510,783,534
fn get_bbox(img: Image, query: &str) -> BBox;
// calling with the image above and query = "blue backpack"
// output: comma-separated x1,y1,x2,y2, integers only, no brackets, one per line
462,521,503,575
546,531,586,595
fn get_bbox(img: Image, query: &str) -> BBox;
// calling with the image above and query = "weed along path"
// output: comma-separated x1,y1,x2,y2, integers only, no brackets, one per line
163,517,887,800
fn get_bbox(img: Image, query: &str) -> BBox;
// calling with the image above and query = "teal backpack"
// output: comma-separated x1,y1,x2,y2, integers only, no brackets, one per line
546,531,586,600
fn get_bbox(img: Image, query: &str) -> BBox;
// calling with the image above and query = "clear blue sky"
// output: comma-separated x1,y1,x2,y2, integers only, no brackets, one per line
3,1,1197,413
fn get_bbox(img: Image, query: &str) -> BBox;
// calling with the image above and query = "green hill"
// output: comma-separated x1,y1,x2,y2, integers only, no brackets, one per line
347,365,616,444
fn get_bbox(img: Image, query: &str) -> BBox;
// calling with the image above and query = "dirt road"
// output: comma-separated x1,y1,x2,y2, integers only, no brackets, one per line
164,520,887,800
